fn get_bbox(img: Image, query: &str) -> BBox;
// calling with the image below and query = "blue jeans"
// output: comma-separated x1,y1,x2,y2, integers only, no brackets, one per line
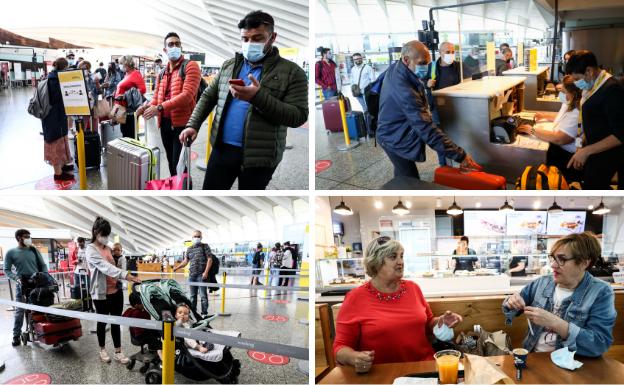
13,283,24,338
322,88,337,100
188,274,208,315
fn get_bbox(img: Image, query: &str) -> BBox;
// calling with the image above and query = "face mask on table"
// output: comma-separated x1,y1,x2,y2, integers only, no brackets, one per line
550,347,583,370
433,322,454,342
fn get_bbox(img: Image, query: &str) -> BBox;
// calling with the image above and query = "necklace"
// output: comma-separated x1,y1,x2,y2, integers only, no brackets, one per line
366,280,407,301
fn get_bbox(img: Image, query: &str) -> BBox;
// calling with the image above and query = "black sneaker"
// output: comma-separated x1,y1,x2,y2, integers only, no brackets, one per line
12,336,20,346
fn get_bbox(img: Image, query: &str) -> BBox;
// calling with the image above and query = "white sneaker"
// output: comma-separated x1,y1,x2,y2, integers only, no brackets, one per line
114,351,130,364
100,349,111,363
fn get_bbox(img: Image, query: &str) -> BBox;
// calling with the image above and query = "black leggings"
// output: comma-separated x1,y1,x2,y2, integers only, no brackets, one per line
120,116,136,139
93,289,124,348
159,117,185,177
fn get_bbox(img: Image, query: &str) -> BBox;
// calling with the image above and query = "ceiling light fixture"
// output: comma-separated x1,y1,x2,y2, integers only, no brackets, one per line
499,198,515,213
435,198,442,208
333,197,353,216
405,201,412,209
374,200,383,209
548,198,563,214
592,198,610,215
392,199,410,216
446,197,463,216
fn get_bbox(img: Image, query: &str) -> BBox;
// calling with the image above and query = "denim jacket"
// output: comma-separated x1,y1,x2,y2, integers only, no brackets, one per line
502,272,616,357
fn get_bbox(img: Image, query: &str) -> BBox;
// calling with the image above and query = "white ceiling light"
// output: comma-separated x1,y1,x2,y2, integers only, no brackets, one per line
405,201,412,209
475,201,482,208
374,200,383,209
435,198,442,208
447,198,463,216
592,199,610,215
334,197,353,216
533,200,541,209
588,204,594,210
392,200,410,216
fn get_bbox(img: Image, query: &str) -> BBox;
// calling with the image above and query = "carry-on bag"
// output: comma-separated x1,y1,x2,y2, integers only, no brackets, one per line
434,166,507,190
34,318,82,345
322,96,351,132
346,111,367,140
74,117,101,169
515,164,569,190
106,121,160,189
145,137,192,190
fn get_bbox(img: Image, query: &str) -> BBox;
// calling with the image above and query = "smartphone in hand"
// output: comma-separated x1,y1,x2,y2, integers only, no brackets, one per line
229,79,245,86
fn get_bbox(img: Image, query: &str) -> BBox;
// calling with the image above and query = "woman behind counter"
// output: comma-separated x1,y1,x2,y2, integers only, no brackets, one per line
502,232,616,357
334,237,463,372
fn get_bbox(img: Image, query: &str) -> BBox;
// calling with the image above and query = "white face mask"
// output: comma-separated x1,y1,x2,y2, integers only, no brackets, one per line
97,236,109,245
23,237,33,247
559,91,568,103
433,322,454,341
192,237,201,245
443,53,455,64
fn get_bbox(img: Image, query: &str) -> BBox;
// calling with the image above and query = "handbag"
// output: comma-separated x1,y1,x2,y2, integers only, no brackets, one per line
145,138,192,190
96,98,111,120
350,64,366,97
110,104,127,124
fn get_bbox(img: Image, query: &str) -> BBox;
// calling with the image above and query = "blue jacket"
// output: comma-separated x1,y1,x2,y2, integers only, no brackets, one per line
502,271,616,357
376,61,466,162
41,70,68,143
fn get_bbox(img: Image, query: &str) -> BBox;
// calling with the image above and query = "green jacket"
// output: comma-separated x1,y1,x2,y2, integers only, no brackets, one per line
187,47,308,169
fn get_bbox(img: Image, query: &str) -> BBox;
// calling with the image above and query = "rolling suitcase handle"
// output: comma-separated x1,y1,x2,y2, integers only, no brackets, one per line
175,137,193,190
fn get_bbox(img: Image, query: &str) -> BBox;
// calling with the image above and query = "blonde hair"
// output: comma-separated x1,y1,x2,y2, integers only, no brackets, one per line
551,231,601,269
364,237,403,277
119,55,135,70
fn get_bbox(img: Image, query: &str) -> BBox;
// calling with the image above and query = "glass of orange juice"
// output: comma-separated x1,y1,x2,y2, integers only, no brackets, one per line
434,350,461,384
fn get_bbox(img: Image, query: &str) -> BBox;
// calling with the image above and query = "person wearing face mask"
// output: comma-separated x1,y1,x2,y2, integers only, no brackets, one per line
316,47,338,100
66,52,77,69
136,32,201,178
517,75,583,183
496,48,514,76
350,53,373,113
334,237,463,370
463,47,481,79
102,62,123,106
564,50,624,190
502,232,616,357
180,10,308,190
376,40,481,180
78,60,101,132
113,55,146,138
558,50,575,83
4,229,48,347
85,216,141,363
174,230,213,317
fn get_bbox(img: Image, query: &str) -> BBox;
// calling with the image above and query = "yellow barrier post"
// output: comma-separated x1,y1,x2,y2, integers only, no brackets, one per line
260,265,271,300
197,111,215,171
76,118,87,190
161,310,175,385
218,271,231,316
318,88,324,103
337,94,360,151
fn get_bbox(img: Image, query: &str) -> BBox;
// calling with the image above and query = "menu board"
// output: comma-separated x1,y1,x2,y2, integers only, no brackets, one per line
506,211,547,235
547,211,586,235
464,211,506,236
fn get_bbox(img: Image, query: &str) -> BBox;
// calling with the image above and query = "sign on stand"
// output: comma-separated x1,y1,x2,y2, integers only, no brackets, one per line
58,70,91,116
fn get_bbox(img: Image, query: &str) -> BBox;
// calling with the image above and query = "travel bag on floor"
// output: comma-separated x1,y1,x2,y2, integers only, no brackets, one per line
434,166,507,190
346,111,367,140
106,137,160,190
74,122,102,169
322,96,351,132
515,164,569,190
34,318,82,345
100,120,123,146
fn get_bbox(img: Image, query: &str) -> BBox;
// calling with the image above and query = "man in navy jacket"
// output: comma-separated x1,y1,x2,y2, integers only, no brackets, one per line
377,41,480,179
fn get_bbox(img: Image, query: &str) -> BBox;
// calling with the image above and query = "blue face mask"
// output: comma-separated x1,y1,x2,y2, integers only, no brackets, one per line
574,78,594,91
559,91,567,103
433,323,454,342
167,47,182,61
242,42,268,63
414,64,429,79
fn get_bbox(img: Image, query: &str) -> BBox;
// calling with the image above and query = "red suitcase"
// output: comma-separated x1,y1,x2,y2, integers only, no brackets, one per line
322,97,351,132
34,318,82,345
434,166,507,190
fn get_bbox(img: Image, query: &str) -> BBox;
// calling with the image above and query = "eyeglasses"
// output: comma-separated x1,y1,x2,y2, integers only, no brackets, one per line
167,41,182,48
376,236,391,246
548,254,575,267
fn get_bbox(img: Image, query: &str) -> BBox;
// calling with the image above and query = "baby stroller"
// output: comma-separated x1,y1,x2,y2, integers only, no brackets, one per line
20,272,83,347
134,279,241,384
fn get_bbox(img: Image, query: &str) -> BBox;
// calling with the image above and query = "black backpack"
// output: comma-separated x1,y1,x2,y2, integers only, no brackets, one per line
209,253,220,275
158,59,207,103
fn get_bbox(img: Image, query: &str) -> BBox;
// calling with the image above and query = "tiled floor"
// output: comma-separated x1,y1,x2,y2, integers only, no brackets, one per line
0,87,309,190
0,275,308,384
315,101,440,190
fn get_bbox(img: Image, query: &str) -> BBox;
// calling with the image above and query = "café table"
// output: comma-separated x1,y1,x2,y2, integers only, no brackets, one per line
318,352,624,384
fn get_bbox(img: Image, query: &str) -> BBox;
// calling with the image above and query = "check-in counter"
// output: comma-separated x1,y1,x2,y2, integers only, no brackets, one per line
432,76,549,180
502,66,561,112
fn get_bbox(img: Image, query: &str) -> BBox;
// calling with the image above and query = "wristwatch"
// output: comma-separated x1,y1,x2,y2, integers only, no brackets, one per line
530,126,536,136
157,105,164,112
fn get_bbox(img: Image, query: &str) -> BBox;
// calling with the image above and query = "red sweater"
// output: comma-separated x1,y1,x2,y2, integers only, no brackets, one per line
333,280,435,364
114,69,146,106
150,56,201,128
122,307,151,337
315,60,337,90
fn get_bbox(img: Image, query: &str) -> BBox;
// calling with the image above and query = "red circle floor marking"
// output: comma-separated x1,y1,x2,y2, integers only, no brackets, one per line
315,160,332,174
4,373,51,385
272,299,289,304
262,314,288,322
191,151,199,161
247,350,289,365
35,175,76,190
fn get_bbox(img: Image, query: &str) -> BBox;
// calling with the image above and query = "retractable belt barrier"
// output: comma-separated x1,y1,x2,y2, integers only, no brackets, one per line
123,270,309,279
0,298,309,360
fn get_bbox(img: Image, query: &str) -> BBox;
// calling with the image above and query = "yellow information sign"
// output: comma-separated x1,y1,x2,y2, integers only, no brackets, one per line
530,48,538,72
280,47,300,58
486,41,495,72
517,43,524,69
58,70,91,116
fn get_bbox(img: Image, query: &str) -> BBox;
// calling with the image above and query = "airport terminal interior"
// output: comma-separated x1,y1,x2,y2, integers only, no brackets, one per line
0,196,309,384
0,0,309,190
315,0,624,190
314,195,624,382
